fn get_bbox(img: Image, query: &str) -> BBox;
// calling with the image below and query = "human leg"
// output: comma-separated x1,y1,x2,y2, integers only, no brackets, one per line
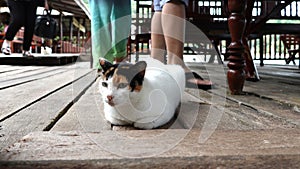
161,0,187,69
2,0,25,54
111,0,131,62
161,0,213,89
150,11,166,63
5,0,25,41
90,0,113,68
23,1,38,56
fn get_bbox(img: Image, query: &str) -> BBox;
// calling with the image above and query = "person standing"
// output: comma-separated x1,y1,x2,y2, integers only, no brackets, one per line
89,0,131,69
151,0,213,90
1,0,48,57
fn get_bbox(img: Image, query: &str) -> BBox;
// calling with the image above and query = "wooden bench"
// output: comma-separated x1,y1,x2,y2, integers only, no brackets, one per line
280,34,300,67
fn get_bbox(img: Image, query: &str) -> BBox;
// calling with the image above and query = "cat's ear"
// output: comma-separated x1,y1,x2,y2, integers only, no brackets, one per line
128,61,147,92
99,59,113,72
133,61,147,78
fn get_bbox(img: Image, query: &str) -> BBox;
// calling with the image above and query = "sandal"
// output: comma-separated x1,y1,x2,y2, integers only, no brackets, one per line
185,72,213,90
22,51,34,58
1,47,11,55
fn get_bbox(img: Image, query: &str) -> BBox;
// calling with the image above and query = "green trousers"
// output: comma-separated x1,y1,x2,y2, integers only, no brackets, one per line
89,0,131,69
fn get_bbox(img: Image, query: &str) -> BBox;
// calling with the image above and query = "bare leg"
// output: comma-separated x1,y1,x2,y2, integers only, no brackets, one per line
161,1,187,69
151,12,166,63
162,1,213,87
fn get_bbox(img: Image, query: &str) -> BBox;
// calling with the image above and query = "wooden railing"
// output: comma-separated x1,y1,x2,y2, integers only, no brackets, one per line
130,0,300,66
185,0,300,66
250,34,300,63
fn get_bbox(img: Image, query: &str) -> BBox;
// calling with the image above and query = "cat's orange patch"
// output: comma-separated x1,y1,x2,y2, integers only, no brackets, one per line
100,59,106,66
134,85,143,92
113,74,129,85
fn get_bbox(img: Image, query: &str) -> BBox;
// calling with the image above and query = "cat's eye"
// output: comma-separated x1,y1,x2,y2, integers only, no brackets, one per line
102,82,108,88
118,83,128,89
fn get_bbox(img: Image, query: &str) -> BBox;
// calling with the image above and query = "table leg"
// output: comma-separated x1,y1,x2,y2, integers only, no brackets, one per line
227,0,247,95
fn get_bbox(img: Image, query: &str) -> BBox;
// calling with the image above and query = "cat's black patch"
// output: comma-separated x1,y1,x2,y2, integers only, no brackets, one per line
99,59,113,72
99,60,147,91
99,59,118,80
116,61,147,92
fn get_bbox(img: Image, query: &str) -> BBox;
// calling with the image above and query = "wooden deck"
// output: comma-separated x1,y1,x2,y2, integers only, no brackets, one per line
0,54,80,66
0,61,299,168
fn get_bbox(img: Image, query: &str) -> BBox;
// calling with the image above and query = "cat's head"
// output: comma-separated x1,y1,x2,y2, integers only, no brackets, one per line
99,59,147,106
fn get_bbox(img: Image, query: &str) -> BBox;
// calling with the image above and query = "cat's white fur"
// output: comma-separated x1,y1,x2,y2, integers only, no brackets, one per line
99,58,185,129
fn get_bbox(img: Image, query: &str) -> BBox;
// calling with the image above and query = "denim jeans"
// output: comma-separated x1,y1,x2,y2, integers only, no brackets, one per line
153,0,189,11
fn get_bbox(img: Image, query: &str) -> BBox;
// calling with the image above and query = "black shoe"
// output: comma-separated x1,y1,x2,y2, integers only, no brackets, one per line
23,51,34,57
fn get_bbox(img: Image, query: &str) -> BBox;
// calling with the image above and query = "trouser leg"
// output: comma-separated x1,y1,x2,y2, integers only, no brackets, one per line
90,0,113,68
5,0,25,41
111,0,131,60
23,1,37,51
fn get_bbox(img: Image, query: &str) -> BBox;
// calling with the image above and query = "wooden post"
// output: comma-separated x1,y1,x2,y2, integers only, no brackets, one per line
59,12,63,53
70,17,74,44
227,0,246,95
259,35,264,67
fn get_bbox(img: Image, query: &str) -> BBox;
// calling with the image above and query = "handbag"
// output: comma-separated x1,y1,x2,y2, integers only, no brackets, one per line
37,0,46,7
34,9,57,39
16,0,44,6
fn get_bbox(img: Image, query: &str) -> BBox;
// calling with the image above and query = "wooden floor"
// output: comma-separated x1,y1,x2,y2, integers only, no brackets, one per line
0,61,299,168
0,53,80,66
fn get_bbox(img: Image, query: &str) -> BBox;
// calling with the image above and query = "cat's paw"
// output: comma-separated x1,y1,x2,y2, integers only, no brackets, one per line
133,122,155,130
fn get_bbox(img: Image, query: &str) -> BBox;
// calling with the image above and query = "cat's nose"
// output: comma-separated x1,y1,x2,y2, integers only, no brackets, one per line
107,95,114,101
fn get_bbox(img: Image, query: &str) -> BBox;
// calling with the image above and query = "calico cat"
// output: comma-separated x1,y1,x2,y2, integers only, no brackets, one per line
99,58,185,129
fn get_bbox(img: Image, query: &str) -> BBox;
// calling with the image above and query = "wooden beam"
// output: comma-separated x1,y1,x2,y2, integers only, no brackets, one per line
249,0,294,34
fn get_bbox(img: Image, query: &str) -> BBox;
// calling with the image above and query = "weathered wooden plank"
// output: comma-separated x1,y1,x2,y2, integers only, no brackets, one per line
0,67,68,90
0,66,23,74
243,74,300,106
0,55,79,66
0,66,92,121
0,66,42,78
52,78,111,131
0,66,54,80
185,64,300,130
168,92,204,129
210,65,300,128
184,88,279,131
0,70,97,150
0,129,299,169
